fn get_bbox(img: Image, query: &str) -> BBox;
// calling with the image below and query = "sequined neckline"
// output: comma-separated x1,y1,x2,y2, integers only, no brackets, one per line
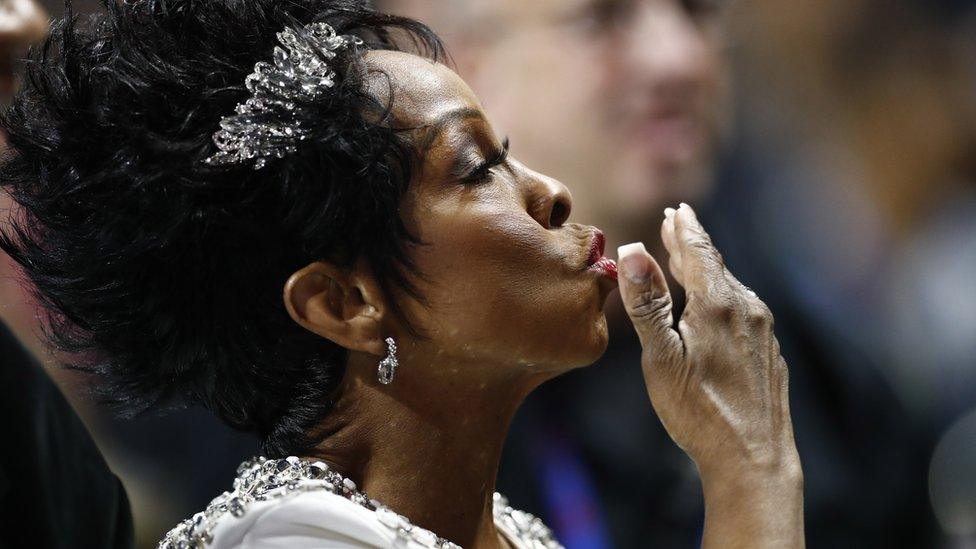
159,456,563,549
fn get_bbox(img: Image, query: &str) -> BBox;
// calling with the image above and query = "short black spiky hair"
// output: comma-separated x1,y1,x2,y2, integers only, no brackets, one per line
0,0,443,456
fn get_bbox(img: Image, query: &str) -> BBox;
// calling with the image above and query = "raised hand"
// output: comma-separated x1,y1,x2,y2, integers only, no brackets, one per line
617,203,804,548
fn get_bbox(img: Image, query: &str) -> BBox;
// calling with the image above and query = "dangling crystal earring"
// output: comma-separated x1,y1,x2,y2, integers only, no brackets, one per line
377,337,398,385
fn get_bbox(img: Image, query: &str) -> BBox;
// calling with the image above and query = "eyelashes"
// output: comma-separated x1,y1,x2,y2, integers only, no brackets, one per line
459,137,510,185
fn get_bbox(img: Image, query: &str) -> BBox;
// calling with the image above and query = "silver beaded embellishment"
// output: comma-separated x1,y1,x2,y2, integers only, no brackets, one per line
377,336,398,385
157,456,563,549
202,22,362,170
493,493,564,549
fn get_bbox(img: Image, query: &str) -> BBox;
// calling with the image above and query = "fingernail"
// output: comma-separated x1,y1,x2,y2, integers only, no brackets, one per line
617,242,650,283
664,207,676,219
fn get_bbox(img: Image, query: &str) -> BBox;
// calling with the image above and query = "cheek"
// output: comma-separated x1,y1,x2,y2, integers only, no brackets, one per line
405,206,609,370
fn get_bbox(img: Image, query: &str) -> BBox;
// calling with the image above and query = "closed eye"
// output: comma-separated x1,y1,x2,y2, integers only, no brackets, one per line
460,137,510,184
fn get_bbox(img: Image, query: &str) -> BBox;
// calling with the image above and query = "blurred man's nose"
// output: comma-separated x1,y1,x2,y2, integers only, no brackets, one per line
624,0,711,94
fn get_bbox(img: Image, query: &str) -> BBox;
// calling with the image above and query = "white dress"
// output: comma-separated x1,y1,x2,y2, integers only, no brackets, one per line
158,456,563,549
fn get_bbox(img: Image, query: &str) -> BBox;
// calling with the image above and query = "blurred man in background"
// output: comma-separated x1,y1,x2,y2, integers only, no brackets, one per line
383,1,938,547
1,3,133,547
388,0,727,256
1,3,254,547
1,0,49,347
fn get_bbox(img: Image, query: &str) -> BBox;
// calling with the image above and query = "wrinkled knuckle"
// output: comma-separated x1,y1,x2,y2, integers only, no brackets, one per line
745,302,774,329
627,292,672,324
688,231,723,259
687,236,713,256
744,313,770,332
709,247,725,267
707,294,738,323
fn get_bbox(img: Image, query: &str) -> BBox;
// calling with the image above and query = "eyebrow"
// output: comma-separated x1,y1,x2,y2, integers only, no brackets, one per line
418,106,486,152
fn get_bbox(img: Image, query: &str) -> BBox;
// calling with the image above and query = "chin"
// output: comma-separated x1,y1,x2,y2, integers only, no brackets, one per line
543,312,611,375
519,282,614,376
579,313,610,366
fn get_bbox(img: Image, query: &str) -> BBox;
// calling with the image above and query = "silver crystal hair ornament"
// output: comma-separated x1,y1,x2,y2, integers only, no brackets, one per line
203,22,363,170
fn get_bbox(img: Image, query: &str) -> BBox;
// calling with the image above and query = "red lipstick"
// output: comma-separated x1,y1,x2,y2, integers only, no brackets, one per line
586,230,618,282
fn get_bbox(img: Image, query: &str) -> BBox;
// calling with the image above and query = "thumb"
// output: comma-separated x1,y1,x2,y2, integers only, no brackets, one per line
617,243,681,358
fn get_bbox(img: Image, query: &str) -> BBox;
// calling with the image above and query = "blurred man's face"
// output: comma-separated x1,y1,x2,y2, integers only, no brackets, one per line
576,0,727,222
389,0,728,239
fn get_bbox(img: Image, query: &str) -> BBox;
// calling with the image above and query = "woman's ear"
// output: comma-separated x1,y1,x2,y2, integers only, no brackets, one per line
283,261,387,356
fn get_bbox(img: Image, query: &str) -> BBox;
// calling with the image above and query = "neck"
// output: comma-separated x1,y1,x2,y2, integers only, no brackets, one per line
306,351,540,548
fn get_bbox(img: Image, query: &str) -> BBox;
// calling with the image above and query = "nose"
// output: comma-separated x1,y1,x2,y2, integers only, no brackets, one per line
524,166,573,229
624,1,712,98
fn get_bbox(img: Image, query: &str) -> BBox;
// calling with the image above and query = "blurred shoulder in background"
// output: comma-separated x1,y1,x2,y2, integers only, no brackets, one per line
0,320,134,549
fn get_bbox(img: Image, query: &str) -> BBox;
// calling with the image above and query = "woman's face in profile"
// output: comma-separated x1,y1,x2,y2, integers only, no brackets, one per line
367,51,618,378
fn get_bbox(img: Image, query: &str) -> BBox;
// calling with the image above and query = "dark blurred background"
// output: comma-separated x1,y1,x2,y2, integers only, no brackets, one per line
1,0,974,547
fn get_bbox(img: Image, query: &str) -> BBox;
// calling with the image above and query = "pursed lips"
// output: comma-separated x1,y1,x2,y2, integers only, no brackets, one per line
584,228,618,282
586,230,606,268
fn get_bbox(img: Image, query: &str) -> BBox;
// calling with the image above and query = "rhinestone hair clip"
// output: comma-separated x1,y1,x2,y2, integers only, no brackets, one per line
202,22,363,170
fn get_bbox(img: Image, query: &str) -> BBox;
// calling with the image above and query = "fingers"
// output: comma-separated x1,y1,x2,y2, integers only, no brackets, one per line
671,203,727,295
662,207,684,286
663,204,775,330
617,242,683,361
